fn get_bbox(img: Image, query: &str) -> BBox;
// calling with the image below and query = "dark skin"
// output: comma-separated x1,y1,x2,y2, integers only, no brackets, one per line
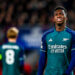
54,9,67,31
54,9,68,75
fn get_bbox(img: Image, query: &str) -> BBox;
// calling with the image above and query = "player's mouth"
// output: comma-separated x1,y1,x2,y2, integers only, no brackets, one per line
57,18,63,22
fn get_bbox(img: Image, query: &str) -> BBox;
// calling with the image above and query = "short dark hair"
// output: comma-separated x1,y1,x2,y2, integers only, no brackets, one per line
54,6,67,15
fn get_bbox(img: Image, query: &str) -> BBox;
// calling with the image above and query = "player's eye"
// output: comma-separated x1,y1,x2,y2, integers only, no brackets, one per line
59,12,64,15
55,13,58,16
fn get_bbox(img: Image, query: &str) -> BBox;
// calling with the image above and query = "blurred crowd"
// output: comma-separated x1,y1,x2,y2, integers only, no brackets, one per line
0,0,75,75
0,0,75,42
0,0,75,43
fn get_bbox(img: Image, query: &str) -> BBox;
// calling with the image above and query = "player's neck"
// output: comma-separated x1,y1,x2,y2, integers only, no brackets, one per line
55,24,66,31
8,39,16,43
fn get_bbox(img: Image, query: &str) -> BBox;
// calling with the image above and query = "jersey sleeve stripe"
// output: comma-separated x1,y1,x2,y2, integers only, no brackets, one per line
40,50,47,52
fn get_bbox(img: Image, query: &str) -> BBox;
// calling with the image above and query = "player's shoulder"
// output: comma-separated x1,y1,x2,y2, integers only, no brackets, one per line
42,28,54,39
0,43,8,50
1,43,7,49
17,42,24,51
66,27,75,36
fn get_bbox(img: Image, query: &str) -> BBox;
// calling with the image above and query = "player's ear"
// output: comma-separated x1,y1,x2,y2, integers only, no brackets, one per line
53,16,55,23
65,17,68,21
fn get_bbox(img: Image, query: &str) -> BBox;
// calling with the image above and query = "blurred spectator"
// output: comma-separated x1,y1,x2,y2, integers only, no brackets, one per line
17,12,28,27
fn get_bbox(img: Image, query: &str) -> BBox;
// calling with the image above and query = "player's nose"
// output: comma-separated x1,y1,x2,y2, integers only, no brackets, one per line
57,14,62,18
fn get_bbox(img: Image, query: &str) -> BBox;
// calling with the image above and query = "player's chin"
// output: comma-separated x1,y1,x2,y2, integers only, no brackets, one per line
56,21,63,25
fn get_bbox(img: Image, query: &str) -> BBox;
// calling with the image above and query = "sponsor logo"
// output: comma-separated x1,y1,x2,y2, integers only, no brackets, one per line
48,44,67,53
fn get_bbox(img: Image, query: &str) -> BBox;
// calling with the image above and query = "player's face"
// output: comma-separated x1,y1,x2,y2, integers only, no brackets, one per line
54,9,67,25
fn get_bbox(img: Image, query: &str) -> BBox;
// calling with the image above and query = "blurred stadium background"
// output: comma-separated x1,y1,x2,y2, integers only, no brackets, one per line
0,0,75,75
